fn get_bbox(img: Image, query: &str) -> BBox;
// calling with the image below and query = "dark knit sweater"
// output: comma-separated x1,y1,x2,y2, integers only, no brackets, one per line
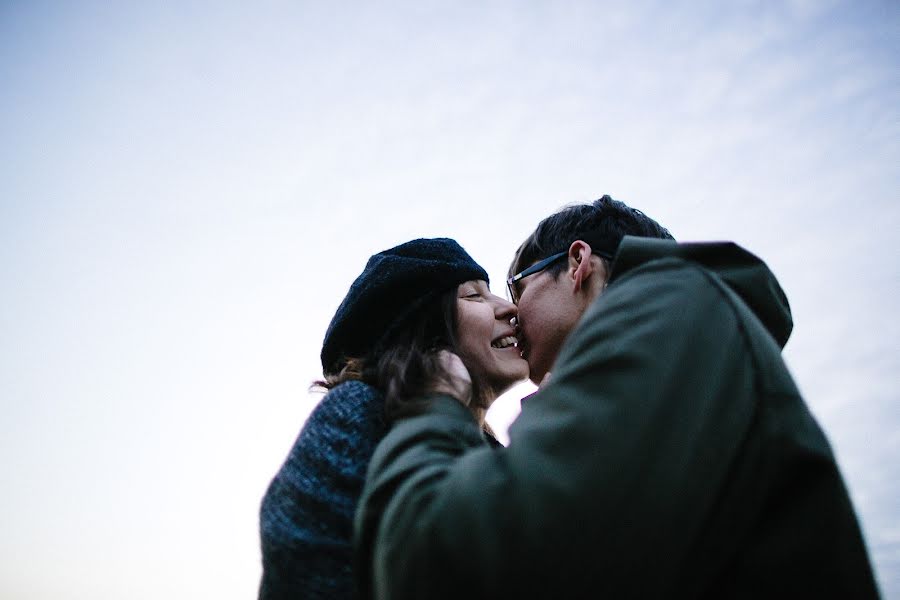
259,380,387,600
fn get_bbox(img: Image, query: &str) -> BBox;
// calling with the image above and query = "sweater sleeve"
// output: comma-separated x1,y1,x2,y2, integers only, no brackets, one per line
259,381,386,600
354,259,760,599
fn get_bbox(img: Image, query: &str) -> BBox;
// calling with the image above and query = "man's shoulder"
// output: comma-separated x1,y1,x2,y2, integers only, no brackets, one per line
596,250,723,318
609,238,748,288
607,237,793,348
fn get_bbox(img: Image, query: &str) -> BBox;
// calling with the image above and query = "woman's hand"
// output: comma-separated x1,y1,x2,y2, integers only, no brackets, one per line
429,350,473,407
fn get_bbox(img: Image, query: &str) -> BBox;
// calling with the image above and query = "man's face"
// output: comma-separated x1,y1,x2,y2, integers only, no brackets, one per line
512,264,585,385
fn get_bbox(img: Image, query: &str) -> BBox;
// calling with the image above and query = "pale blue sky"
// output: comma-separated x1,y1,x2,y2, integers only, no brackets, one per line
1,1,897,598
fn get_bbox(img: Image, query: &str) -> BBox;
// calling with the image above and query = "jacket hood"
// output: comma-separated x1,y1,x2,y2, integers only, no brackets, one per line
609,237,793,348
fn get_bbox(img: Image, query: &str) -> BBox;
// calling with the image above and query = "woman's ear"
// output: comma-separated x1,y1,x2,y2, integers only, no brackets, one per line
568,240,594,293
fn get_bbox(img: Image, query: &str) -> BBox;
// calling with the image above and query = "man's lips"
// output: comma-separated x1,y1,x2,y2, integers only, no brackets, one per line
517,336,529,359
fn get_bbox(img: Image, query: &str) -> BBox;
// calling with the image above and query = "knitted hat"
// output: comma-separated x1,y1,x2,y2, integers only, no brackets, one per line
320,238,489,376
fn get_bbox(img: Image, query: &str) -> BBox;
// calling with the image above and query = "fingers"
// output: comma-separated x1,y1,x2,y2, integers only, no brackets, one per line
430,350,473,406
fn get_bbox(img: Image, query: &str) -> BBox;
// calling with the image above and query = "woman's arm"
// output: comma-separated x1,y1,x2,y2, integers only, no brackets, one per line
259,381,386,599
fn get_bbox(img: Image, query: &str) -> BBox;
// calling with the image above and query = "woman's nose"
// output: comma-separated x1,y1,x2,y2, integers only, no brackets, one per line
493,294,518,320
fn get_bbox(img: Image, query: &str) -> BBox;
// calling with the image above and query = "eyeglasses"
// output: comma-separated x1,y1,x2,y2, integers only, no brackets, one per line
507,247,615,304
506,251,568,304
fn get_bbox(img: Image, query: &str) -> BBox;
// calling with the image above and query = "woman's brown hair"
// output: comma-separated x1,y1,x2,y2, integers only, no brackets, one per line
315,289,495,430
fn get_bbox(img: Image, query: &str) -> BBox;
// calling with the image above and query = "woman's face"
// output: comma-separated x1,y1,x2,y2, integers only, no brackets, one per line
455,280,529,401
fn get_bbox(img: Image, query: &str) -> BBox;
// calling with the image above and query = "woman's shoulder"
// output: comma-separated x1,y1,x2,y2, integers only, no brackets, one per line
309,380,386,434
324,379,381,401
267,381,387,499
317,379,382,411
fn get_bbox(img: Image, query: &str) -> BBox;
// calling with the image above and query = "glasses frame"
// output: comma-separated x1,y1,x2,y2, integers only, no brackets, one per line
506,250,568,303
506,247,615,304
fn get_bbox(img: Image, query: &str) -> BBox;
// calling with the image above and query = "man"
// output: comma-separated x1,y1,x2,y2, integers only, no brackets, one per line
354,196,879,599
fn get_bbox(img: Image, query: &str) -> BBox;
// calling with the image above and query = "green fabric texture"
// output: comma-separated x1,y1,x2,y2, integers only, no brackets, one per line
354,238,879,600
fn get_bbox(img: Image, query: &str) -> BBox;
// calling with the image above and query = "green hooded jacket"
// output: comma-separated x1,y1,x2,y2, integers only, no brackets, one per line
354,237,879,599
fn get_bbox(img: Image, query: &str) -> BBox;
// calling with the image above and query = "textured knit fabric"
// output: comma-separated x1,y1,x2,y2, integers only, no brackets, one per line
321,238,488,375
259,380,387,600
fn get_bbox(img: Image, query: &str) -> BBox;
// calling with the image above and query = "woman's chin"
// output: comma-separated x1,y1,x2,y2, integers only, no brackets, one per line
487,371,530,400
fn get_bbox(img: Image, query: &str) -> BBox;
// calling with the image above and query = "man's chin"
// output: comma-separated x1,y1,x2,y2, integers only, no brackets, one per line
524,351,549,386
528,368,546,386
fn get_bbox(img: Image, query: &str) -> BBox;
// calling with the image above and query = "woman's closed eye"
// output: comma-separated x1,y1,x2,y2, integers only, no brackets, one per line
457,280,491,300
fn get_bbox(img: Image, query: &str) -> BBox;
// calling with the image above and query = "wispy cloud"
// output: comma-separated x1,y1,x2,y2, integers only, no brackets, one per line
1,1,897,597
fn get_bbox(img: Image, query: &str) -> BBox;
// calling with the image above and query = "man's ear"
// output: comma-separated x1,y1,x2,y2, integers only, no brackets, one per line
567,240,594,293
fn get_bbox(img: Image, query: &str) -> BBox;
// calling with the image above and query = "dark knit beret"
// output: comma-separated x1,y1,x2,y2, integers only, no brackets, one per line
320,238,489,376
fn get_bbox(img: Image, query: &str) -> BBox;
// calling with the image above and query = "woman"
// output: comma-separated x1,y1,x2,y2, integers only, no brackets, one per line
258,238,528,600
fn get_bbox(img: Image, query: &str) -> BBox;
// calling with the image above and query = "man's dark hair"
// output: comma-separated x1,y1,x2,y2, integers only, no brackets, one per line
508,195,675,283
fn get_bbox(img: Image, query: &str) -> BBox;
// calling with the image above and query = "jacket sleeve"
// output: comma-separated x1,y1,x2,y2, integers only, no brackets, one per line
354,259,760,599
